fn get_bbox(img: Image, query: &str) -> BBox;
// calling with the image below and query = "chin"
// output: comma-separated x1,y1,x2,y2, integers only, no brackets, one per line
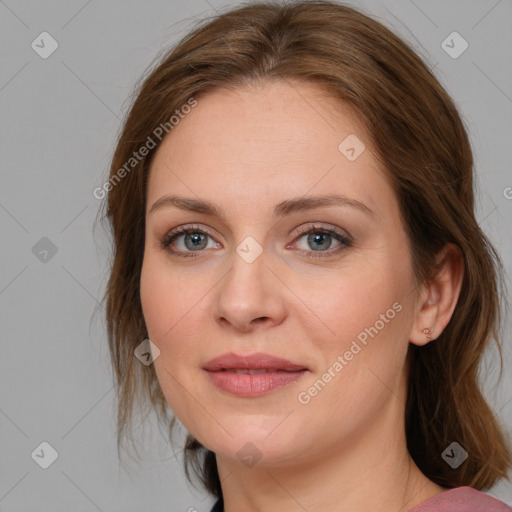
197,417,312,467
213,440,308,469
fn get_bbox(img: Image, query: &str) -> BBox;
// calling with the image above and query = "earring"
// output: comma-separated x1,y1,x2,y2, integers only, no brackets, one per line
423,328,432,341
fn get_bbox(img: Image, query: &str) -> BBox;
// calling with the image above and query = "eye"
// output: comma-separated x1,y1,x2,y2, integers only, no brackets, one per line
290,224,352,259
161,224,220,257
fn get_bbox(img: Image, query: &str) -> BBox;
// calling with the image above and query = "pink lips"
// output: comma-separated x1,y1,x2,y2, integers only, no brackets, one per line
203,352,309,397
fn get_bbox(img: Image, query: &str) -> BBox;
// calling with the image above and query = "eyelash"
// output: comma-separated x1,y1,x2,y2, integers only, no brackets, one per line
160,223,352,260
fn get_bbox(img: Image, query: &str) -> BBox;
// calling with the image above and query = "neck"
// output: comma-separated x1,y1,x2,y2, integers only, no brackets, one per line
215,393,445,512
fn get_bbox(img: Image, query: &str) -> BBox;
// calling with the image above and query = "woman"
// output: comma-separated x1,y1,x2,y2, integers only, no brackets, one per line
102,1,511,510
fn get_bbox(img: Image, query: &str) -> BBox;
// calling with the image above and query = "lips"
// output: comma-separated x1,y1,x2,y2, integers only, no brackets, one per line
227,369,282,374
203,352,308,372
203,352,309,396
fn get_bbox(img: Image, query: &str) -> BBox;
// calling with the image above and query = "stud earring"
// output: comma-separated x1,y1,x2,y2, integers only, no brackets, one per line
423,328,432,341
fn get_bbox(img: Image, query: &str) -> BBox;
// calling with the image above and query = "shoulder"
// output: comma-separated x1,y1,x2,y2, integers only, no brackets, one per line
409,486,511,512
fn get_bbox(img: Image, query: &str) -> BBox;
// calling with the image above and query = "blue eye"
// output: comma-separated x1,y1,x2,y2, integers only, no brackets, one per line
161,224,352,259
292,225,352,259
162,225,219,257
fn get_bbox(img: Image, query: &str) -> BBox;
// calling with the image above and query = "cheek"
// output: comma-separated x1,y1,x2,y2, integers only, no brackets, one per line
298,251,413,401
140,256,207,430
140,253,206,343
140,260,170,342
301,252,410,347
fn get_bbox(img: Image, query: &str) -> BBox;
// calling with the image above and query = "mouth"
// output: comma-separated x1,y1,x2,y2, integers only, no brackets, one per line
203,352,308,372
203,352,309,396
218,369,301,374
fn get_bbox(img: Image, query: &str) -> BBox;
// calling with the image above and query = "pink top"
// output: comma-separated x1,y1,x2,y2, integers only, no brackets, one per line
408,486,511,512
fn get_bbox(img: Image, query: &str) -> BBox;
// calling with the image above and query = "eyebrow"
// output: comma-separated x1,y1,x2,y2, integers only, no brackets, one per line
148,194,375,220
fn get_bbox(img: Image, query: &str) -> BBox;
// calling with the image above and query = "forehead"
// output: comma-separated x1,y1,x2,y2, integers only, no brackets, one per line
146,80,394,221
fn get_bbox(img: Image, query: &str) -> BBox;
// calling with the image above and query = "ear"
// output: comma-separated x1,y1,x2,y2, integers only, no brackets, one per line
409,243,464,347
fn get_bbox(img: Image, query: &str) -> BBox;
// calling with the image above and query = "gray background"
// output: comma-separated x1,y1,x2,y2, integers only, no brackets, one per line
1,0,511,510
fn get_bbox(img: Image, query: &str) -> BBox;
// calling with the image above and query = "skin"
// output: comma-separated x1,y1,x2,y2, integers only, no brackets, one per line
140,80,463,512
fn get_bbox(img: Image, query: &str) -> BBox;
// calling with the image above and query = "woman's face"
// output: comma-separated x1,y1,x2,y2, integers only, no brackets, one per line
141,80,420,468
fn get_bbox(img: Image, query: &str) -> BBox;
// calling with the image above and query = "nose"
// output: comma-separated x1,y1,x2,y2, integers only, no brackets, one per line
212,247,287,333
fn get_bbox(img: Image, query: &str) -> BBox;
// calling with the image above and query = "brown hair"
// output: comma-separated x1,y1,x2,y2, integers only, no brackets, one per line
102,0,511,497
